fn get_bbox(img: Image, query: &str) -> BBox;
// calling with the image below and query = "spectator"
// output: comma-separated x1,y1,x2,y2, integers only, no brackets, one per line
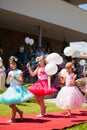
36,47,44,57
0,57,6,91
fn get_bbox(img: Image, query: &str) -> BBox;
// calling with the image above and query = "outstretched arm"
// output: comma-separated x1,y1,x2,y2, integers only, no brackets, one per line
27,63,38,77
72,53,87,59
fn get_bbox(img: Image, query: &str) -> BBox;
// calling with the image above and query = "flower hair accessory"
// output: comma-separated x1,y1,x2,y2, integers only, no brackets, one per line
9,56,18,62
14,57,18,62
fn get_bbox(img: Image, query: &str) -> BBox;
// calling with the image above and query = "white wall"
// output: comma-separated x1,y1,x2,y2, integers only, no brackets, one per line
0,0,87,34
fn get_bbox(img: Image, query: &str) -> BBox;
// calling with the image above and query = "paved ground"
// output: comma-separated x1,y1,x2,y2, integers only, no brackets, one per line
45,97,87,107
45,98,56,104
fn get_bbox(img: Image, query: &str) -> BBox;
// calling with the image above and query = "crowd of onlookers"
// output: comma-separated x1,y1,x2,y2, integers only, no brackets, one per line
0,46,53,91
0,45,87,94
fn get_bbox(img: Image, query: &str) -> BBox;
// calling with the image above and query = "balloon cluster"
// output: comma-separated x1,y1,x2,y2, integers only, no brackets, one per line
25,37,34,46
45,53,63,75
64,41,87,66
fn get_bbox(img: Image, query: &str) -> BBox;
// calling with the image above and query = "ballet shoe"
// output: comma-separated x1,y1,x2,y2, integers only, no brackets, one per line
36,113,44,118
7,119,16,123
66,112,71,116
62,112,71,116
36,106,47,118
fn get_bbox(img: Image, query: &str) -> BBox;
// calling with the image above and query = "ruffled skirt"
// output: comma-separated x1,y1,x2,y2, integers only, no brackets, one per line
56,86,85,109
0,84,33,105
28,79,57,96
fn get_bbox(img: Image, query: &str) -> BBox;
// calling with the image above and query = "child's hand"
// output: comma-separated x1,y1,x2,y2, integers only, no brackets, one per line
69,82,75,86
10,74,15,79
11,75,15,78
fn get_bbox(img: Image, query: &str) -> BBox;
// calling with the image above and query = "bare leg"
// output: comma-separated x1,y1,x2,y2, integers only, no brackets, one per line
35,95,40,105
8,104,16,122
37,96,46,117
16,106,23,120
40,96,46,115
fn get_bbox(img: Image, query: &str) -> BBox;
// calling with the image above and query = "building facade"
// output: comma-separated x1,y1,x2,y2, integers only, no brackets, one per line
0,0,87,66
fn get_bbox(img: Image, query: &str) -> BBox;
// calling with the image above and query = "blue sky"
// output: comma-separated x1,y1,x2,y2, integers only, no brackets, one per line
79,4,87,11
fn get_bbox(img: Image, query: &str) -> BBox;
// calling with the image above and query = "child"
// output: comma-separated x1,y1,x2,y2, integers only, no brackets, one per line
56,62,84,116
0,56,33,122
27,55,57,117
0,57,6,91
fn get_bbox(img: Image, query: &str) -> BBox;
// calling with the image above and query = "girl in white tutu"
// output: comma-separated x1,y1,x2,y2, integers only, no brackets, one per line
0,56,33,122
56,62,85,116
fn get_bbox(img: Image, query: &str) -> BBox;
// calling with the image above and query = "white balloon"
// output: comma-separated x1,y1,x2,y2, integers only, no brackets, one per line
64,46,72,56
46,53,63,65
60,69,66,77
35,57,39,62
70,41,87,53
79,60,86,66
29,38,34,46
25,37,30,44
57,56,63,65
45,62,58,75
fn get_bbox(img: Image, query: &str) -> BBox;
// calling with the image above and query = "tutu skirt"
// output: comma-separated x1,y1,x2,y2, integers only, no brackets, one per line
56,86,85,109
28,79,57,96
0,84,33,105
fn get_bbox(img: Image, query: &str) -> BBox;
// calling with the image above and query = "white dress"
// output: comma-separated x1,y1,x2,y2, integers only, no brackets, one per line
56,72,85,109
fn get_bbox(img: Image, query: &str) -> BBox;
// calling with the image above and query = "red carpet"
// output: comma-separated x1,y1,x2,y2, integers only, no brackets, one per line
0,109,87,130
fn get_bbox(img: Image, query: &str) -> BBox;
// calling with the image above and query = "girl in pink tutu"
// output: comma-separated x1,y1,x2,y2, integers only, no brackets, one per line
56,62,85,116
27,55,57,117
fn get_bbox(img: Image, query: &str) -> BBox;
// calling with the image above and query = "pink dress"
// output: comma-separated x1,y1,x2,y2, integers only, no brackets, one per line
56,72,85,109
28,67,57,96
